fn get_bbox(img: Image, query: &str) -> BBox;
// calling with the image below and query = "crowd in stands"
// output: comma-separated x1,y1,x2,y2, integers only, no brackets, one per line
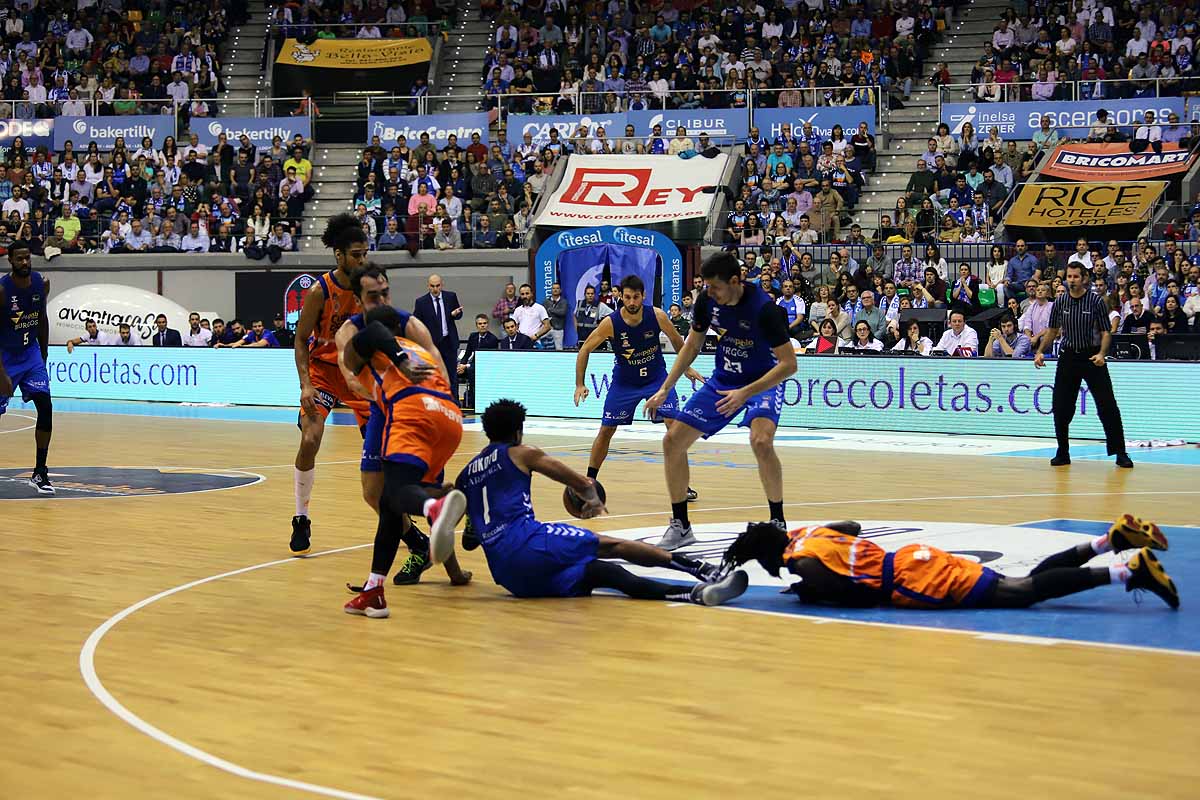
480,0,955,112
968,3,1200,101
65,312,297,349
0,132,313,257
716,235,1200,358
271,0,455,42
0,0,245,123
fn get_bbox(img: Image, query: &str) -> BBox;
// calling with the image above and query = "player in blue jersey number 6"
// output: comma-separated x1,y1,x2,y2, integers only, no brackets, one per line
644,252,798,549
573,274,704,499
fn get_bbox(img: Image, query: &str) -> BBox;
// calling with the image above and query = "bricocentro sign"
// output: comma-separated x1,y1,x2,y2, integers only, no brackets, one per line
1004,181,1166,228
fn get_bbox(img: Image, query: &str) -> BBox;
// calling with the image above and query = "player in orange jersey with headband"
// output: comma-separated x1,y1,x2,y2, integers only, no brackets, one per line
723,515,1178,609
289,214,371,556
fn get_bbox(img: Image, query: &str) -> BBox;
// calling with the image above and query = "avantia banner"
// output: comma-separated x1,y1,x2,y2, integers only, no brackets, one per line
1005,182,1166,228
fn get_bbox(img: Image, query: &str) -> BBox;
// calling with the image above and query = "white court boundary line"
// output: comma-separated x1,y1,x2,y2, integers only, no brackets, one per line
80,490,1200,799
0,411,37,435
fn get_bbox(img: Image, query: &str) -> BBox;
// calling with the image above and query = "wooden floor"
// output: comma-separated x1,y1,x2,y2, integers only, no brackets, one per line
2,409,1198,800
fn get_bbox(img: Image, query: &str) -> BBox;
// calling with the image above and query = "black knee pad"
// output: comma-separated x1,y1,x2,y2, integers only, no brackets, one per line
31,393,52,432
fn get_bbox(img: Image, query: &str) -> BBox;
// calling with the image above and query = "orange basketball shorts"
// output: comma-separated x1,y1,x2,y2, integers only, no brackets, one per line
381,392,463,483
885,544,999,609
307,360,371,427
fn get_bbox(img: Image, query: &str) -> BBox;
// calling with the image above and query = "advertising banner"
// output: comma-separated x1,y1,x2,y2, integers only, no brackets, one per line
48,284,193,345
55,115,175,150
1004,181,1165,228
196,116,312,148
368,113,489,147
941,98,1185,140
506,113,626,147
538,154,728,227
274,38,431,69
43,347,299,405
752,106,876,138
0,118,54,151
533,225,685,347
625,109,748,139
1040,142,1197,181
475,352,1200,442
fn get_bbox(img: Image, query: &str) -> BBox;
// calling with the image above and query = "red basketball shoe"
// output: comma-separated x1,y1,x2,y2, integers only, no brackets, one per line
428,489,467,564
343,586,390,618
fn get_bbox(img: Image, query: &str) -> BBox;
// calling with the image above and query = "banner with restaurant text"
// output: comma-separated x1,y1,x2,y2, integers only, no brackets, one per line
272,37,432,100
1004,181,1166,228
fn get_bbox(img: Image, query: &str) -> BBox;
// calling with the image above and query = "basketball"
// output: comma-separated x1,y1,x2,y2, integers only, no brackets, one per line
562,479,607,518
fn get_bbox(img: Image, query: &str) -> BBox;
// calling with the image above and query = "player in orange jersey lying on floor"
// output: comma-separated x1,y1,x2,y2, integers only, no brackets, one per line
722,515,1178,609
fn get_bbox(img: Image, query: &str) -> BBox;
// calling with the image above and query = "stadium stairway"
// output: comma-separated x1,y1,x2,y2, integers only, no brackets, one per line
854,0,1009,237
432,0,494,114
219,0,272,116
300,143,365,250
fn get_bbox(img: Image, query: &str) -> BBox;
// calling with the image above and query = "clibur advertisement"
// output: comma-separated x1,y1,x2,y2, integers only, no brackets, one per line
625,109,748,140
941,98,1185,140
368,113,489,147
475,352,1200,442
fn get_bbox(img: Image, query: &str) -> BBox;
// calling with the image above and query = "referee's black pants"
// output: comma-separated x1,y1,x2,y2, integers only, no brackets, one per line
1052,350,1126,456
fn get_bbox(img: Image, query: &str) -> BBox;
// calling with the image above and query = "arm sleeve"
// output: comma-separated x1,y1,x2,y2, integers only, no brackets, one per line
690,294,712,333
758,302,791,348
789,557,883,608
352,321,403,363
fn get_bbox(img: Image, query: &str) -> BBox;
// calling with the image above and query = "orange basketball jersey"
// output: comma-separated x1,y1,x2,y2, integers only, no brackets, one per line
781,526,990,608
356,337,461,481
307,270,361,366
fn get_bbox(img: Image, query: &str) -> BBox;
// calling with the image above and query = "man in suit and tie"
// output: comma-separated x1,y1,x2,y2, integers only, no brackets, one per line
413,273,463,401
458,314,500,407
151,313,182,347
499,318,534,350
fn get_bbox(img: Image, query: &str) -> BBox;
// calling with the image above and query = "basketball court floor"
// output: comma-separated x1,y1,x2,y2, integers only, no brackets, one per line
2,399,1197,799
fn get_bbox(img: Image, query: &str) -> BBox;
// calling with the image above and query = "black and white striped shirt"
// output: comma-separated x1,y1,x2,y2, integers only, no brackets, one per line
1049,290,1108,350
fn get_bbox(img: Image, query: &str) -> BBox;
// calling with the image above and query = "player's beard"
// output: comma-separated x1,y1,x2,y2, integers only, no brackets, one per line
12,263,31,278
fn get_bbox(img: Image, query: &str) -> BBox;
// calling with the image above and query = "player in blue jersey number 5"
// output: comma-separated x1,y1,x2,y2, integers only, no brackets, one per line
645,252,798,549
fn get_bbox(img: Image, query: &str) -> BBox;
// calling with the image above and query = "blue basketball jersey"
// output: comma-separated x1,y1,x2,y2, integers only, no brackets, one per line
348,306,412,334
457,444,535,542
0,271,45,361
693,283,785,384
609,304,666,387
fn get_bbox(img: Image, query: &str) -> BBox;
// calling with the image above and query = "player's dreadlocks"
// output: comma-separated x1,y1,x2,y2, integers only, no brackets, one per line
723,522,790,577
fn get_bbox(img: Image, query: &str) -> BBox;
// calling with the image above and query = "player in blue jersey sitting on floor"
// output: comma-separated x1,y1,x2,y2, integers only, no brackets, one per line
645,251,798,549
573,274,704,500
446,399,749,606
0,240,54,494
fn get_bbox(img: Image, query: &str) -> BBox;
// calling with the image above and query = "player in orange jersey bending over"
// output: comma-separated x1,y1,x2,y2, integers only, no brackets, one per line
723,515,1178,609
341,305,470,618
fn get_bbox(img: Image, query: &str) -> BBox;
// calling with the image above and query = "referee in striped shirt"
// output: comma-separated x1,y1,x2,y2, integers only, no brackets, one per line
1034,263,1133,468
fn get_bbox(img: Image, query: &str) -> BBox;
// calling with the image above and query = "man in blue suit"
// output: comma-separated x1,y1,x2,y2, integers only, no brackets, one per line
413,273,463,402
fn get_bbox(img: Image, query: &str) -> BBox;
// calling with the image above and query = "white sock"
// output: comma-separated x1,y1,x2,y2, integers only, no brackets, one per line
422,497,437,518
294,467,315,517
364,573,386,590
1092,534,1112,555
1109,564,1132,585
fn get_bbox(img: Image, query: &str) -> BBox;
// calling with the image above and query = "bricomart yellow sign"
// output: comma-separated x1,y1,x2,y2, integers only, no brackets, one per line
276,38,431,69
1005,181,1166,228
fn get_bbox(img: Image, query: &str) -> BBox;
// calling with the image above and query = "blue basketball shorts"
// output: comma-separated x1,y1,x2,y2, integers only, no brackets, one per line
0,351,50,416
360,403,384,473
483,520,600,598
602,375,678,426
670,375,782,438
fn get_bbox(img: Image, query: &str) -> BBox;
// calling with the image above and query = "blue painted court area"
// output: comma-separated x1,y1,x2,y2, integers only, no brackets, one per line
997,444,1200,467
724,519,1197,654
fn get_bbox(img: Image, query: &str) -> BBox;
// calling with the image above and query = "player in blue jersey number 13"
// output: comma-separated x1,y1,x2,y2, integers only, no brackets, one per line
0,240,54,494
573,274,704,501
644,252,798,549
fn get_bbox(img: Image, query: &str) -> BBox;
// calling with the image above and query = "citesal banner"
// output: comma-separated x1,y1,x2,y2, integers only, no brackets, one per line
1005,181,1165,228
1040,142,1197,181
274,38,431,69
538,153,729,227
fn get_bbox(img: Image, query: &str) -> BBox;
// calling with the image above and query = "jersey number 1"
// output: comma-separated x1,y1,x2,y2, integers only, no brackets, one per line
481,485,491,525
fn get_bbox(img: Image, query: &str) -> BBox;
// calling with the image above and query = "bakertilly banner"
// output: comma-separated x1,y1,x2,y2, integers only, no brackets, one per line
1004,181,1166,228
1039,142,1197,181
272,37,431,97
